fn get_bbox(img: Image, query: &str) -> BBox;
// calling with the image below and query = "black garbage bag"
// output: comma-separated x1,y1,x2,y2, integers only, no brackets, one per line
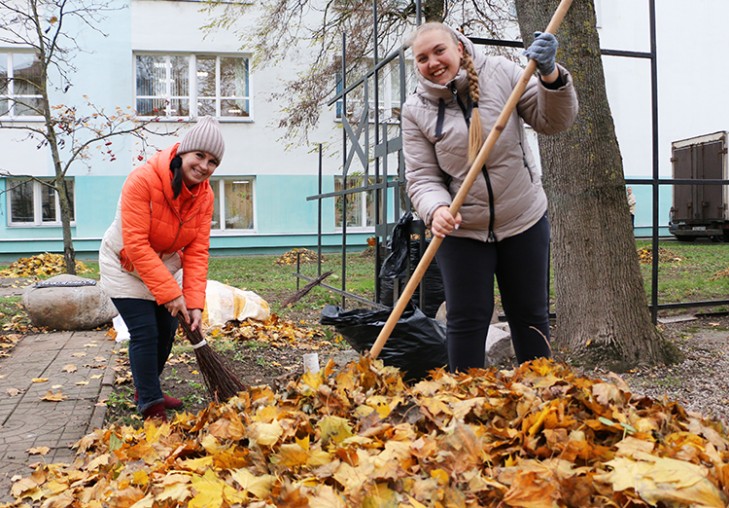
379,213,444,318
320,304,448,381
379,212,415,280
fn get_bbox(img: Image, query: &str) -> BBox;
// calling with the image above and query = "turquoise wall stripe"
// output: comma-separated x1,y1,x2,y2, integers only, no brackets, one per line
255,175,336,233
0,174,681,263
74,176,125,237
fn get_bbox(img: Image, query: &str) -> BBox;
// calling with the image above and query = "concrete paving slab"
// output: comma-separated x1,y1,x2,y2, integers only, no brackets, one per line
0,328,116,503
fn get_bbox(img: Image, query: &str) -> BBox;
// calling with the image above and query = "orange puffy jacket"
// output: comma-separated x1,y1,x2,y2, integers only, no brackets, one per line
117,144,214,309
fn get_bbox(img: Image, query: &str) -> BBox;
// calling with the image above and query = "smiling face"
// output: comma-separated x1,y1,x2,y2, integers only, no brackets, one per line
412,27,464,86
179,151,219,188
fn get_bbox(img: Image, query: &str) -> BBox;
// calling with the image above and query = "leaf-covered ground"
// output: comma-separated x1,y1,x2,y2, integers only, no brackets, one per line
7,356,729,507
4,252,729,506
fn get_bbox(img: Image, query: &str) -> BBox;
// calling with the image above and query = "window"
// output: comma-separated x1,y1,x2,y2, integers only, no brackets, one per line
334,175,388,229
335,58,415,124
0,52,44,118
135,54,250,118
210,177,254,231
7,178,75,226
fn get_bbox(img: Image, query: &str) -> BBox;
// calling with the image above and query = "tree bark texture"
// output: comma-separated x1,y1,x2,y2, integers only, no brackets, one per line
514,0,679,370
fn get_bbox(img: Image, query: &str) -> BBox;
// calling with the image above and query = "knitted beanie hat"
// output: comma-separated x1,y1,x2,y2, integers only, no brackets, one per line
178,116,225,162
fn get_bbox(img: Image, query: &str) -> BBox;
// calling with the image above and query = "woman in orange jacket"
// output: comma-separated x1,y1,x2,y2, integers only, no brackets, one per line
99,116,224,421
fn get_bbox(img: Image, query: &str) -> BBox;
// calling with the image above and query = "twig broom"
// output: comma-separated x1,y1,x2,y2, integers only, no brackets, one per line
368,0,574,360
178,318,245,402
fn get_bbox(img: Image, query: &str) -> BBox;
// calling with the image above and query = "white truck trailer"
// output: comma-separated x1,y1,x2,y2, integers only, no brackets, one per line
669,131,729,242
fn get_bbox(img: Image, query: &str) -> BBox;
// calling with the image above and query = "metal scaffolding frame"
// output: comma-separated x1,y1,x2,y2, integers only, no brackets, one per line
297,0,729,322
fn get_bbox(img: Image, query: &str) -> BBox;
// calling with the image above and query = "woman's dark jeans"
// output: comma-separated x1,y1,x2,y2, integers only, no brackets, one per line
436,215,552,372
111,298,178,413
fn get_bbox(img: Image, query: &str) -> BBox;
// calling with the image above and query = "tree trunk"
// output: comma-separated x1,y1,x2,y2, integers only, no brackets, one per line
40,74,77,275
514,0,679,370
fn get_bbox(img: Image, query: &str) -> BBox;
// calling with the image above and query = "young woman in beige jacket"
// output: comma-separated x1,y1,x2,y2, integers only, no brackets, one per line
401,23,578,371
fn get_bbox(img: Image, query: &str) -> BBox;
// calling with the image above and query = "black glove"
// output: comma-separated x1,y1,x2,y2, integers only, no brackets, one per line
524,31,558,75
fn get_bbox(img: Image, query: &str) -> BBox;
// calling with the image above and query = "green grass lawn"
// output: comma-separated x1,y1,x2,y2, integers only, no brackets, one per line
635,239,729,307
1,240,728,323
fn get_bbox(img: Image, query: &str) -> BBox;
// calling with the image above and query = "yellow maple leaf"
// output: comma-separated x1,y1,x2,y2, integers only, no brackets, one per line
188,470,227,508
599,452,726,506
274,442,310,468
131,470,149,487
248,420,283,447
31,378,49,383
230,468,275,499
318,416,353,446
156,481,191,503
178,456,214,474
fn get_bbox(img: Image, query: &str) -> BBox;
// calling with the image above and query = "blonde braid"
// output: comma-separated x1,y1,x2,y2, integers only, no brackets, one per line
462,51,483,163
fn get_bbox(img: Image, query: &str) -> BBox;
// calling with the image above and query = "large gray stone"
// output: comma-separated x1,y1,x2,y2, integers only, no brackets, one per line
434,301,515,367
485,322,514,366
22,274,117,330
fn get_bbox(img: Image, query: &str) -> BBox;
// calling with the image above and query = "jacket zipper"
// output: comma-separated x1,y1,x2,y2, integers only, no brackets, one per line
163,193,197,253
451,82,497,243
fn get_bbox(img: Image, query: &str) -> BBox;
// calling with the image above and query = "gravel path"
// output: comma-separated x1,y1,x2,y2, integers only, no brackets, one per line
577,314,729,427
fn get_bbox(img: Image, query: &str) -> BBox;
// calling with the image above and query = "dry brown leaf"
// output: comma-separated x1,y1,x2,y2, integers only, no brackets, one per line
40,390,66,402
27,446,50,456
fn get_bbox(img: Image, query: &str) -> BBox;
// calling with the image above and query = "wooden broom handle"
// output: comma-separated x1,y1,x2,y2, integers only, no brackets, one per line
369,0,574,360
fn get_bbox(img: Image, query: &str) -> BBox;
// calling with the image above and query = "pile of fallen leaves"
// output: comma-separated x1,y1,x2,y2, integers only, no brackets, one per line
637,246,683,265
213,314,333,350
0,253,89,278
8,358,729,507
275,248,323,266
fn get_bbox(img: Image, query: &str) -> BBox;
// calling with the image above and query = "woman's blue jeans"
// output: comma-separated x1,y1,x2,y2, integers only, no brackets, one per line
111,298,178,413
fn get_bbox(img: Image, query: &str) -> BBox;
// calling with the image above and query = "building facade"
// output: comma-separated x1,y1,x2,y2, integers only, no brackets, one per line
1,0,727,261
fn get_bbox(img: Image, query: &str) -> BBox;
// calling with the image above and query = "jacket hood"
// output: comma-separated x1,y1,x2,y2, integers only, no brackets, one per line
414,27,485,103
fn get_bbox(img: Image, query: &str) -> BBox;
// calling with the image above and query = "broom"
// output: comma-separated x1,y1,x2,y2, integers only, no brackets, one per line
178,318,245,402
368,0,574,360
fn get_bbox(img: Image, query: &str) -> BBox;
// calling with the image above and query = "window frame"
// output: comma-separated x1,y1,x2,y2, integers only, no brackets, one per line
134,53,252,121
6,178,75,227
334,57,414,124
209,176,256,233
334,174,389,231
0,51,45,120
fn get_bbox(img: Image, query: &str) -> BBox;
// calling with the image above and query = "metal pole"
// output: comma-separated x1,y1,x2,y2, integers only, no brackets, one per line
649,0,659,324
317,143,323,277
341,31,348,308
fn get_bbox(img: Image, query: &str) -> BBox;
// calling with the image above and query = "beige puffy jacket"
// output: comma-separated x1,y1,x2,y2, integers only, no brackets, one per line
402,33,578,242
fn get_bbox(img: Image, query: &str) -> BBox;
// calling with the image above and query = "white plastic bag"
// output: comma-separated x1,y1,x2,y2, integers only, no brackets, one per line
112,314,130,343
203,280,270,327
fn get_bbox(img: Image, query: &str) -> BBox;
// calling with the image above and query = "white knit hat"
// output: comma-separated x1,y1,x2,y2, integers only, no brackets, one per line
178,116,225,162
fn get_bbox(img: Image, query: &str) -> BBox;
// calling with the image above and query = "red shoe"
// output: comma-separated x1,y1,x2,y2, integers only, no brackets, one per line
135,391,183,410
142,402,167,422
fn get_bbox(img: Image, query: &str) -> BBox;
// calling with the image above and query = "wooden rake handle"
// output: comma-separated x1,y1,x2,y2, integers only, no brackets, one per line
369,0,574,360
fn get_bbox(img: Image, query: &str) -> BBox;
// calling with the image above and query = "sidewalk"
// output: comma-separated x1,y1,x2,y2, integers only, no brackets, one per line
0,282,117,503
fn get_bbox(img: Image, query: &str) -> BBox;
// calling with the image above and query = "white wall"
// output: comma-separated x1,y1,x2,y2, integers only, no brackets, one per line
599,0,729,178
131,0,342,177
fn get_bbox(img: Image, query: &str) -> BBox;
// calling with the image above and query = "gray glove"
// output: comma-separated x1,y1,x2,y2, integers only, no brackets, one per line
524,31,558,75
